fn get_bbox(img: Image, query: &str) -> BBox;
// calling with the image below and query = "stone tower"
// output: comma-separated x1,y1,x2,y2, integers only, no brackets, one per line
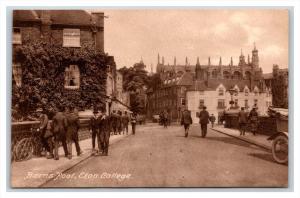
251,43,259,68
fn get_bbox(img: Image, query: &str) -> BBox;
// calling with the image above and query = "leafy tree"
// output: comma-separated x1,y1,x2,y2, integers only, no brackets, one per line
118,61,149,114
272,73,288,108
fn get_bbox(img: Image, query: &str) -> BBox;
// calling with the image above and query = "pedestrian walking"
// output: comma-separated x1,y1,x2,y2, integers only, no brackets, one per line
181,110,193,137
122,111,130,135
248,107,259,136
238,107,248,136
199,106,210,138
163,110,169,128
65,104,82,159
99,109,110,156
131,113,137,135
52,105,68,160
36,108,52,158
117,111,123,135
89,109,101,154
111,110,118,135
209,114,216,128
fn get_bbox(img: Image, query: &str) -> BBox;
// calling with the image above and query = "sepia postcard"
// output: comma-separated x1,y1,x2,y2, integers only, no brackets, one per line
10,9,289,188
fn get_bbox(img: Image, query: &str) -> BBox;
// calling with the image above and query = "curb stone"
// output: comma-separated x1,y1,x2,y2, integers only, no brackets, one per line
211,128,272,152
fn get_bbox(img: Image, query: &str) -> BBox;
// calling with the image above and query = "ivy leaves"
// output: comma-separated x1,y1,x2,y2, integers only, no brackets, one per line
12,41,110,121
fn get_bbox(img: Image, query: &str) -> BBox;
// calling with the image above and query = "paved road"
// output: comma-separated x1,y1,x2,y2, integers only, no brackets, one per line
43,124,288,187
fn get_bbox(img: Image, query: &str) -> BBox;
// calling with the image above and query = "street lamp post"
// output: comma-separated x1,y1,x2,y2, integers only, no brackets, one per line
228,88,237,109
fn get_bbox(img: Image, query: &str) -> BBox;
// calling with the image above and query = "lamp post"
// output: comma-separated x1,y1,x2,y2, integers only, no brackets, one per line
228,88,237,109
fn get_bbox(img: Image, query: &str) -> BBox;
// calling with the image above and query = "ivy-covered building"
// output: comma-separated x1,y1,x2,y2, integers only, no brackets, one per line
12,10,117,120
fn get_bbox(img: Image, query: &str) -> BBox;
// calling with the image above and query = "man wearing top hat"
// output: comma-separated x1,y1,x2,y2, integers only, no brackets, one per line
89,108,101,154
99,109,110,156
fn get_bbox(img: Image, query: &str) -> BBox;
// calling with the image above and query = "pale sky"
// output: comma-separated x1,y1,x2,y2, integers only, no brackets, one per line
103,9,289,73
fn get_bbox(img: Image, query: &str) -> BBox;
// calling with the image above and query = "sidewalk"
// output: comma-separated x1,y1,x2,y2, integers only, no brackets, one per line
211,125,272,151
11,130,132,188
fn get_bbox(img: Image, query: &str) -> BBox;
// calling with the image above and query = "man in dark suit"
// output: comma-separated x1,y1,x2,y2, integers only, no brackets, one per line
111,110,118,135
52,105,68,160
181,110,193,137
199,106,210,138
89,109,100,153
99,109,111,156
65,104,82,159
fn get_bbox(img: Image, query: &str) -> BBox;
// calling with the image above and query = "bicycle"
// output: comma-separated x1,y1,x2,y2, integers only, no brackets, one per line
13,127,44,162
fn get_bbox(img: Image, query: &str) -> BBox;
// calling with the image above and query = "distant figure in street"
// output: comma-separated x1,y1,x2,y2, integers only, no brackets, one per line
89,109,100,154
238,107,248,136
122,111,130,135
65,104,82,159
131,113,137,135
52,105,69,160
199,106,210,138
111,110,118,135
99,109,110,156
209,114,216,128
163,110,169,128
248,107,259,136
181,110,193,137
117,111,123,135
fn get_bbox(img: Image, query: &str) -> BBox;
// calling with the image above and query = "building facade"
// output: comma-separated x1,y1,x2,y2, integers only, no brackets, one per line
147,45,273,122
12,10,121,118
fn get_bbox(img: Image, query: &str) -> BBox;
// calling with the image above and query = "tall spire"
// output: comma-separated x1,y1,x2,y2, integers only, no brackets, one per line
150,63,153,74
248,54,250,64
253,42,257,50
230,57,233,66
174,56,176,66
185,56,188,65
157,53,160,64
208,57,211,66
196,57,200,65
219,57,222,66
162,56,165,65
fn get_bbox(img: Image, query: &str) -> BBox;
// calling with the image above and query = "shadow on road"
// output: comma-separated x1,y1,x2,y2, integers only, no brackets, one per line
203,136,263,151
248,153,288,166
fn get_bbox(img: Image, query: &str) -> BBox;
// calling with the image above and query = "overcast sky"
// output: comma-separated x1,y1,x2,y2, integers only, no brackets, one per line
103,9,289,73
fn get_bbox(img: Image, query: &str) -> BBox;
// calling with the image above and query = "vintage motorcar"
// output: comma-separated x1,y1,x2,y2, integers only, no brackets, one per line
267,107,288,164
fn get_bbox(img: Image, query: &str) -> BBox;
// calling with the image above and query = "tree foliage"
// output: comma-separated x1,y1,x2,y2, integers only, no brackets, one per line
271,72,288,108
118,62,150,114
12,41,111,121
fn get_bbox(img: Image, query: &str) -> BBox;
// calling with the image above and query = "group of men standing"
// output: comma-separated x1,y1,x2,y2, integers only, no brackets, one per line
109,110,132,135
37,104,82,160
36,105,137,159
181,105,259,138
89,109,111,156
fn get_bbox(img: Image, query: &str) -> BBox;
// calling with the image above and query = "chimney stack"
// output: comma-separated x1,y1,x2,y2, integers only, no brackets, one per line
91,12,105,53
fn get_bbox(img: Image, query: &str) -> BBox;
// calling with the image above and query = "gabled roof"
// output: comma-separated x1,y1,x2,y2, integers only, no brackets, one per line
176,72,194,86
188,78,259,92
13,10,40,22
